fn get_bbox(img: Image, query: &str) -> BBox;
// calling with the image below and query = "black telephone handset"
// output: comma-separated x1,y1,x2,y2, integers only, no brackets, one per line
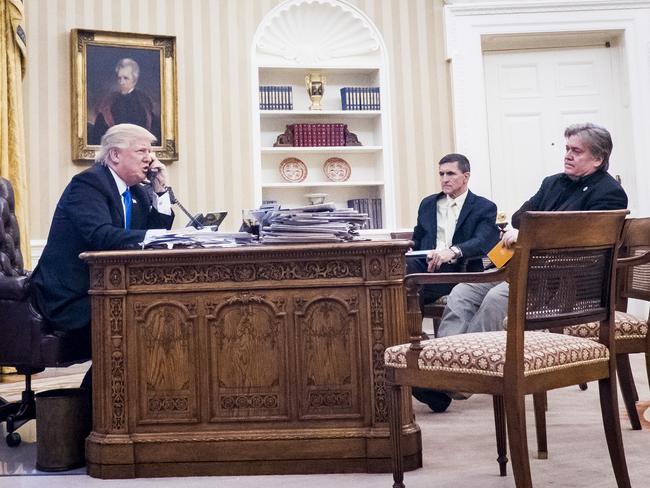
145,167,159,184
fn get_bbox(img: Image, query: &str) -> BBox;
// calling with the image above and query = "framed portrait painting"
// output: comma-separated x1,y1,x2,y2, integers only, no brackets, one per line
71,29,178,161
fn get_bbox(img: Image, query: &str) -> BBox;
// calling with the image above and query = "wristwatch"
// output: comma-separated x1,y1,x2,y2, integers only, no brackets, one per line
450,246,462,259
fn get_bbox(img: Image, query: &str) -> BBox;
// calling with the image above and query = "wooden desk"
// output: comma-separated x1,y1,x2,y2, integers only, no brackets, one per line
81,241,421,478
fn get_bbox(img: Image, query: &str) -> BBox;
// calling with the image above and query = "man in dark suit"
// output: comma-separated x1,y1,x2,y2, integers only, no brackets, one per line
31,123,174,360
407,153,500,307
429,122,628,412
407,153,500,414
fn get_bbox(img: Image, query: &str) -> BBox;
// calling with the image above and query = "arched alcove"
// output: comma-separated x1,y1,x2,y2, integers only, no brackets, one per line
250,0,395,231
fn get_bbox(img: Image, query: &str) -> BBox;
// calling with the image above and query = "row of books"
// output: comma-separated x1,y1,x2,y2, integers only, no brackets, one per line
259,85,293,110
347,198,383,229
340,87,380,110
291,123,346,147
258,85,379,111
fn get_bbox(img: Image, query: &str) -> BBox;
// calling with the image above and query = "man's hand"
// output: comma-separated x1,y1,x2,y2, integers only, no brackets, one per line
426,249,456,272
502,228,519,248
148,154,168,193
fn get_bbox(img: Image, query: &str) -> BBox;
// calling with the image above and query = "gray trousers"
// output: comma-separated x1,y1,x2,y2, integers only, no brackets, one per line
437,281,510,337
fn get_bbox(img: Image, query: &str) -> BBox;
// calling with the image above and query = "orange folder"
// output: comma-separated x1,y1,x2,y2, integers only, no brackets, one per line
487,241,514,268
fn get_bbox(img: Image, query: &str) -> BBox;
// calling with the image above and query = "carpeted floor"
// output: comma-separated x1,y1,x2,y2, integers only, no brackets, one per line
1,356,649,487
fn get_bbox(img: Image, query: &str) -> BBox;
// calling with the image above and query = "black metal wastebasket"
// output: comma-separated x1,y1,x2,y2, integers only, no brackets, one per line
35,388,91,471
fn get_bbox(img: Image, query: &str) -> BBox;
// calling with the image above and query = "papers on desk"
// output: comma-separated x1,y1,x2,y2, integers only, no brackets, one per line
141,227,255,249
257,204,370,244
405,249,430,257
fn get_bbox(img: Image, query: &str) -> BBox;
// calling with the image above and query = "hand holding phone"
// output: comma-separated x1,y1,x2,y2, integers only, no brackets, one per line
146,155,167,192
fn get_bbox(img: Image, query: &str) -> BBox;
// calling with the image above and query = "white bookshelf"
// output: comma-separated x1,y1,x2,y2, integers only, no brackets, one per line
251,0,394,230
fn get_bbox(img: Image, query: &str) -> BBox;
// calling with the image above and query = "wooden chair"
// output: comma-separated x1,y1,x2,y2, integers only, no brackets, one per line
385,210,631,488
531,217,650,457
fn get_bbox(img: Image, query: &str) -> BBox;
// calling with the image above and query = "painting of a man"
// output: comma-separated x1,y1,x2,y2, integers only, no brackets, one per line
87,46,162,145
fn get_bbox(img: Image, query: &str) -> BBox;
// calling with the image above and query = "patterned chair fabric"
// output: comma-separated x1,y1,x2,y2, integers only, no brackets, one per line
385,330,609,377
563,311,647,341
502,310,647,341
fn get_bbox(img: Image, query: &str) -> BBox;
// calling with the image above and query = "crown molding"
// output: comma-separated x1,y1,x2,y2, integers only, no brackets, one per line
445,0,650,16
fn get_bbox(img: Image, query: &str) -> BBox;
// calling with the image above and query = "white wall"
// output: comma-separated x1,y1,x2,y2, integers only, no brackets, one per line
444,0,650,217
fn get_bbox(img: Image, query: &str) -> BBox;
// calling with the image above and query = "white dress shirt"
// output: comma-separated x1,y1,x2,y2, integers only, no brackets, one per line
435,189,468,251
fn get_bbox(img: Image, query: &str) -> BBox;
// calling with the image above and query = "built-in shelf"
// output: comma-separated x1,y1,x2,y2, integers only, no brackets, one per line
260,110,381,118
262,146,382,154
262,181,384,189
252,0,393,228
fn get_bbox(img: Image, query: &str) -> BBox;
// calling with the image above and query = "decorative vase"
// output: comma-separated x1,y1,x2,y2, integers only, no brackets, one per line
305,73,326,110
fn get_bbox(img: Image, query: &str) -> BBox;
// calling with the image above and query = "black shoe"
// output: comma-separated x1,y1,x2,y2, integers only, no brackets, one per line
412,387,451,413
80,366,92,391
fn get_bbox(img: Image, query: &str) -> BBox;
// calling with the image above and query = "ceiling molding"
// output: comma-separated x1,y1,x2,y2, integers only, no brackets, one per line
446,0,650,16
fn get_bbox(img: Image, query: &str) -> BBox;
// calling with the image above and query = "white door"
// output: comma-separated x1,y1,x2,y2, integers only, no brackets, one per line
483,46,632,221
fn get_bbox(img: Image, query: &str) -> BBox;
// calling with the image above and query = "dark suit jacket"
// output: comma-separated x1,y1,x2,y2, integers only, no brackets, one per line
411,190,500,274
511,170,628,228
31,164,174,332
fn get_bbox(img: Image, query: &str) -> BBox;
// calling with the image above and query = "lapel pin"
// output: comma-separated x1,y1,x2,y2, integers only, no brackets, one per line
132,198,137,204
582,186,588,192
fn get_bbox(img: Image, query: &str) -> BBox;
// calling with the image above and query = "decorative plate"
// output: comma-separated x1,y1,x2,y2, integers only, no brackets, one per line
279,157,308,183
323,157,351,182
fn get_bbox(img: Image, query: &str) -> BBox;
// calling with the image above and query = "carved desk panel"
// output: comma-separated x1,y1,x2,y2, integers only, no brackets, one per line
81,241,421,478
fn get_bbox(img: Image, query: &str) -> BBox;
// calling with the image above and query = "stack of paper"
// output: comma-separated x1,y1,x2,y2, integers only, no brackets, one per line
256,204,370,244
140,227,255,249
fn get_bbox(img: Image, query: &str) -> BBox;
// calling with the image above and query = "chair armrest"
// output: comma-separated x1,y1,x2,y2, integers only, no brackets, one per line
0,274,30,301
401,267,510,352
617,250,650,268
404,266,509,288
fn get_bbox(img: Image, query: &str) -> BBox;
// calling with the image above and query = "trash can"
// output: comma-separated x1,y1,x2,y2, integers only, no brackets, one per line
35,388,91,471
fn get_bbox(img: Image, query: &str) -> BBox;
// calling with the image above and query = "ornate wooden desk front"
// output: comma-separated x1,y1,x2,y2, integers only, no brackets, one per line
81,241,421,478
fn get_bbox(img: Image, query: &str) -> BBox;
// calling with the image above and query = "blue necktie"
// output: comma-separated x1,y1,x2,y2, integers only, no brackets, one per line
122,188,132,230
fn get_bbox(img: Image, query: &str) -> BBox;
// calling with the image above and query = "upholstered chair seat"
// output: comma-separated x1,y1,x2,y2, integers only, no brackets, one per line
385,331,609,377
563,311,647,340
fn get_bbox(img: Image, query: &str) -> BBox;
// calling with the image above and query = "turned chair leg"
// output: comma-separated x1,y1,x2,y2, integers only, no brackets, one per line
616,354,641,430
598,377,631,487
492,395,508,476
388,382,405,488
533,392,548,459
504,392,533,488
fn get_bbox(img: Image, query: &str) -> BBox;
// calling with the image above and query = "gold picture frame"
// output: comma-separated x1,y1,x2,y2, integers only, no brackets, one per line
71,29,178,161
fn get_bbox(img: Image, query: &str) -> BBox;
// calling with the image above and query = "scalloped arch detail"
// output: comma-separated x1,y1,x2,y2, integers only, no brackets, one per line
256,0,380,64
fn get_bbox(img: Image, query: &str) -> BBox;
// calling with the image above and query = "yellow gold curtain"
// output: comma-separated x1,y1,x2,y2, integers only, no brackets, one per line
0,0,29,269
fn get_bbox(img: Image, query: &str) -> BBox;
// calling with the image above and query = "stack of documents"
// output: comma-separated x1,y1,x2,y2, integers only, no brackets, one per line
140,227,255,249
257,203,370,244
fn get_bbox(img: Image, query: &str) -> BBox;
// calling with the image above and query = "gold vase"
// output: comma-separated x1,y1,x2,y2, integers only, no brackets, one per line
305,73,325,110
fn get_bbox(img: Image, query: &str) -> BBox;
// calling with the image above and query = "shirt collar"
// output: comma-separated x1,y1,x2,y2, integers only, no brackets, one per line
108,166,129,195
446,189,468,208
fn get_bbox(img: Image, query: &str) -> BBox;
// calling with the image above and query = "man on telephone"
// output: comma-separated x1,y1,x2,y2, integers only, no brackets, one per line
31,123,174,385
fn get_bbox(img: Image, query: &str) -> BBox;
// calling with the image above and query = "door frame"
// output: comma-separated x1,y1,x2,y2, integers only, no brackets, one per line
444,0,650,215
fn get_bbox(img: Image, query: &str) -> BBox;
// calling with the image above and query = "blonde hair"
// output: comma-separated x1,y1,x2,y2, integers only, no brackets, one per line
95,123,156,165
